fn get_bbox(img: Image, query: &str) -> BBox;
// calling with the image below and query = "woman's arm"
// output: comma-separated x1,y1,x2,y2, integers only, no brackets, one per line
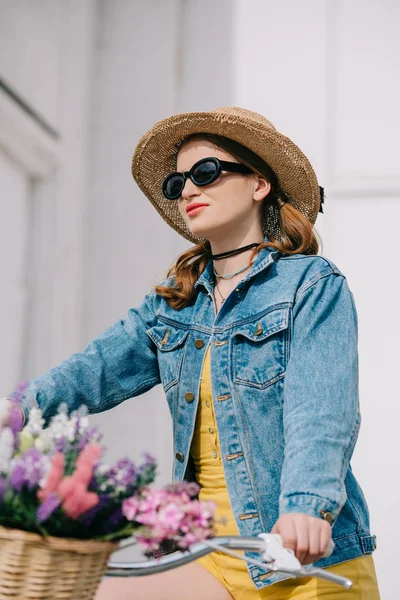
7,290,161,425
279,271,360,525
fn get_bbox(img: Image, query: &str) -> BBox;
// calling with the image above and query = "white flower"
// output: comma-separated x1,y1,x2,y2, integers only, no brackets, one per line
96,464,110,475
48,413,76,442
76,405,88,418
57,402,69,415
0,427,15,474
34,436,48,453
78,416,89,433
25,407,45,437
38,455,52,488
38,428,58,453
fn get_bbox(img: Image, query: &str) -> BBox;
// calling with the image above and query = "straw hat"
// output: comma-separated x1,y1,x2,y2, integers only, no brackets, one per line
131,106,323,244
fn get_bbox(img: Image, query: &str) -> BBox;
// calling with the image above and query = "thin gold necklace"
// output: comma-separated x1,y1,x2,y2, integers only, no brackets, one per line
215,279,226,303
214,262,253,304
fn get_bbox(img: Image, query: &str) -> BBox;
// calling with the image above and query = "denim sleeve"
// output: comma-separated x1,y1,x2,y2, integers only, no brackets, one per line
279,271,360,523
18,290,161,424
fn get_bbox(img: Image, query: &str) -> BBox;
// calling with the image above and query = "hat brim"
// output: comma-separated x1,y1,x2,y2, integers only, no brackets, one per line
132,111,320,244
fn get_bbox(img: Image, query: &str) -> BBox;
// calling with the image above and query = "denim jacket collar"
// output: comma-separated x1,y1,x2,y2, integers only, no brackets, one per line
194,234,281,296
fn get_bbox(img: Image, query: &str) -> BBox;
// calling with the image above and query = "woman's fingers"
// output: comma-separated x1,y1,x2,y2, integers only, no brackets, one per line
293,515,310,564
272,515,297,555
320,519,332,555
271,513,332,565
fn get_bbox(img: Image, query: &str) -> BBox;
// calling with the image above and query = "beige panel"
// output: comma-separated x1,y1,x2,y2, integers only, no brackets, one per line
0,149,29,390
322,194,398,600
331,0,400,185
0,0,63,128
232,0,328,184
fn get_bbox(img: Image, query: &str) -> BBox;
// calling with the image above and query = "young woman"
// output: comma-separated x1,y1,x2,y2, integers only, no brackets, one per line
3,107,380,599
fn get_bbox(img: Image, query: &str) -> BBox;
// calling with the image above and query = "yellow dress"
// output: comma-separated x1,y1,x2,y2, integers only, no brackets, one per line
191,345,381,600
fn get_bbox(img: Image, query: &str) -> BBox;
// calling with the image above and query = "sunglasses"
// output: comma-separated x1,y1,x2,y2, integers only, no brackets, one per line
162,157,253,200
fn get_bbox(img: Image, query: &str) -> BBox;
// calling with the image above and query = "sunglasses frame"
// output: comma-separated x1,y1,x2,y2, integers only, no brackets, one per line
162,157,253,200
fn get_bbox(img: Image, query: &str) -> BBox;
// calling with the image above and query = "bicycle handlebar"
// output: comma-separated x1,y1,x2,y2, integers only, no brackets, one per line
105,534,352,590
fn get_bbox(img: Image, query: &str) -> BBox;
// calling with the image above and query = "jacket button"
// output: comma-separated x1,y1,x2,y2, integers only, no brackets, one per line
194,339,204,349
176,452,184,462
184,392,195,402
254,322,263,336
319,510,333,524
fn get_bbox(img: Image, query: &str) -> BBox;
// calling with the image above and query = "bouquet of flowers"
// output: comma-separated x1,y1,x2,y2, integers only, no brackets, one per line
0,386,216,599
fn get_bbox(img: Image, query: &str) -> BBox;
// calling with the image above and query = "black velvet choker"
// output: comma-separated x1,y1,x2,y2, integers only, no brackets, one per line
211,242,261,260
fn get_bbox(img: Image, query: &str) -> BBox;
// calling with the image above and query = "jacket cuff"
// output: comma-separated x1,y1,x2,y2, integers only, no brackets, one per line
9,399,27,429
279,493,343,525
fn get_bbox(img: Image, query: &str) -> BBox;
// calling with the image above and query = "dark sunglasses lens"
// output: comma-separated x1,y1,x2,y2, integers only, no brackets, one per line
192,160,218,185
163,174,184,199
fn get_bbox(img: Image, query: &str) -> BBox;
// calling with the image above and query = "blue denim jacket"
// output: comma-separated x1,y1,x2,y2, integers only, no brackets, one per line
21,234,377,588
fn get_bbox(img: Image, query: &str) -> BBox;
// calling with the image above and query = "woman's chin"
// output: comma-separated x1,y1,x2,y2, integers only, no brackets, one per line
187,222,211,238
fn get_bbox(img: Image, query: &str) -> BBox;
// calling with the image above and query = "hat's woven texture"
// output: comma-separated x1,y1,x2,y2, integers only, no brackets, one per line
132,107,320,244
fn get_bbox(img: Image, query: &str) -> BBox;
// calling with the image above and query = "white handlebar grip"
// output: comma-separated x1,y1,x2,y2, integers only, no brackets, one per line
272,534,335,558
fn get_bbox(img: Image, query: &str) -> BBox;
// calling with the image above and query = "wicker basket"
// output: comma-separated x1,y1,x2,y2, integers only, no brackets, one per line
0,525,119,599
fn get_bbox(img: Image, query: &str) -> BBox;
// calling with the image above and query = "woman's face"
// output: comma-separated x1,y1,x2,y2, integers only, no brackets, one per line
176,139,271,242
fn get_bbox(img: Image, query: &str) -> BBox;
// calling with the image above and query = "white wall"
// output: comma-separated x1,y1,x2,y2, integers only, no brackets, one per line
0,149,30,390
0,0,62,128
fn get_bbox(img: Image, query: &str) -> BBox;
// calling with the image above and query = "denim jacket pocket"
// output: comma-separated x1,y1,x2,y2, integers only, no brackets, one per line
146,322,190,392
232,305,291,389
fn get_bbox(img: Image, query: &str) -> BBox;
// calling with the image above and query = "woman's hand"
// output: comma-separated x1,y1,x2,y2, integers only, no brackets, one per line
0,398,25,429
271,512,332,565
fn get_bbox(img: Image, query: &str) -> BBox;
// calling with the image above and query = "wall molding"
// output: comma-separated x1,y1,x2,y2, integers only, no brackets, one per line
0,81,61,178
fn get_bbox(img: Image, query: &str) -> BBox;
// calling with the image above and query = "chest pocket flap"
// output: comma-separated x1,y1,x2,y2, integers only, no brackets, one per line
233,305,290,342
232,305,290,389
146,322,191,391
146,323,190,351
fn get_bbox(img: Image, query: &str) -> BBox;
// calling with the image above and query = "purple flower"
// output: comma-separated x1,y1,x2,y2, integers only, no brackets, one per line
9,380,29,404
138,452,157,474
55,436,68,453
78,494,109,526
9,447,48,492
78,425,103,450
165,481,200,499
37,492,61,522
104,507,123,533
102,458,138,490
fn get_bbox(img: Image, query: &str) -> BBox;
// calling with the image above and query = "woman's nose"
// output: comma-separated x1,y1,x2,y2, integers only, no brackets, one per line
181,177,200,199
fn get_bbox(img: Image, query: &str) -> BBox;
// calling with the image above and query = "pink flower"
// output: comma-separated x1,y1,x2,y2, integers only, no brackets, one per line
181,532,197,546
139,487,166,512
61,485,99,519
58,444,102,519
38,453,64,502
135,509,159,527
122,496,141,521
158,504,185,531
124,484,216,552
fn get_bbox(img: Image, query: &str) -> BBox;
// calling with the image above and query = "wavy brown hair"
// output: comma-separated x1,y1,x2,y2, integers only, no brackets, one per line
154,133,322,310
